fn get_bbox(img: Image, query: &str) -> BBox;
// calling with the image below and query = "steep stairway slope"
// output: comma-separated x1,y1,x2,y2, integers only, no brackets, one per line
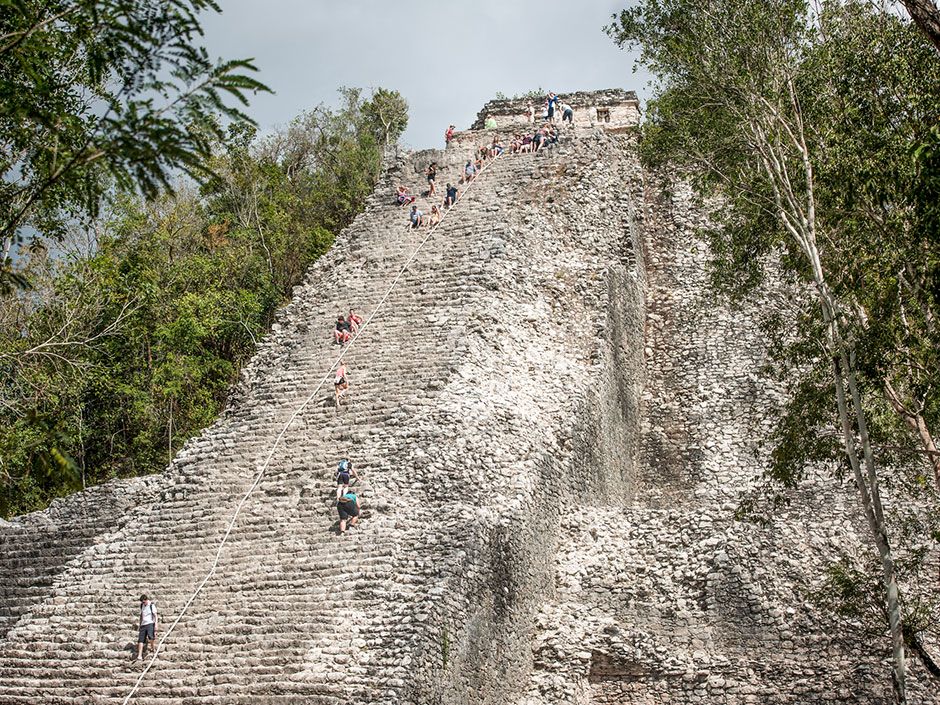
0,130,644,705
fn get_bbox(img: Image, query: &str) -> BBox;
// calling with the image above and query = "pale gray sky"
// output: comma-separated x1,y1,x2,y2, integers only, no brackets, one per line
201,0,648,149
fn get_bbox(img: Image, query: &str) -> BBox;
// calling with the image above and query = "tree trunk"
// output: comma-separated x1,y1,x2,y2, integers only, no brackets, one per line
884,380,940,492
902,0,940,53
824,300,908,704
904,622,940,681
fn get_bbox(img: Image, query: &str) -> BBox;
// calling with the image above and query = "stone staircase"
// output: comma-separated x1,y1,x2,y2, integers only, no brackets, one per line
0,128,644,704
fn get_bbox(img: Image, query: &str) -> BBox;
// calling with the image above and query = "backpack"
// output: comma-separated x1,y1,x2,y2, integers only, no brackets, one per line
337,459,351,476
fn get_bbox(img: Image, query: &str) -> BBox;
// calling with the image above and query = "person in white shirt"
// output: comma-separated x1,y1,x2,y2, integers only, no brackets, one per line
136,594,158,661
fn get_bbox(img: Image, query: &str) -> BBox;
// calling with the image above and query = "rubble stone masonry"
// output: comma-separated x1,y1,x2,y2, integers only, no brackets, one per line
0,93,936,704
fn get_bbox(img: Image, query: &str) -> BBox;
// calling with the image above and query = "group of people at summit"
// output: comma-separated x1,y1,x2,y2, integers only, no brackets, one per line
401,91,572,229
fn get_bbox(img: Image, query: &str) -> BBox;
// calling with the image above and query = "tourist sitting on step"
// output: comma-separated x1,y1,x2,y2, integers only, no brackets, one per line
136,594,158,662
334,360,349,407
518,133,534,153
396,185,416,206
410,205,425,228
336,488,360,534
334,315,352,344
335,458,359,499
426,161,438,197
429,204,442,227
347,308,363,334
534,129,547,152
444,183,458,208
489,137,504,158
463,160,477,183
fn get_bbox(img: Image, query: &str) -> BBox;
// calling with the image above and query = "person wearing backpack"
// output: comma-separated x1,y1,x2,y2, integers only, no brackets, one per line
335,458,359,499
136,594,158,661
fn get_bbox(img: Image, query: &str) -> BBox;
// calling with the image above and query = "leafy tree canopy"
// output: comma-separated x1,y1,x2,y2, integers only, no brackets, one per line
0,87,407,518
0,0,270,291
609,0,940,696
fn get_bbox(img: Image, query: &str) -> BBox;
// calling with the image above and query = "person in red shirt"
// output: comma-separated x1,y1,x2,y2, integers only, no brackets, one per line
347,309,363,334
444,124,455,145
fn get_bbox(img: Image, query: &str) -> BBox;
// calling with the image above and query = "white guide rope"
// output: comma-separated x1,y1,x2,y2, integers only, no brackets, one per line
122,151,505,703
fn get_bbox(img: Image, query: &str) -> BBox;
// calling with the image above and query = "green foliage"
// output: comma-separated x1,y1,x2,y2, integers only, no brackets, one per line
0,0,270,292
610,0,940,487
610,0,940,685
0,87,405,517
361,88,409,146
494,88,545,101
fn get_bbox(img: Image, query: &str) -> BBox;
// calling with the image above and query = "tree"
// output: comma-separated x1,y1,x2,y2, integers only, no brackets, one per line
0,0,269,291
361,88,409,146
0,87,409,518
901,0,940,52
609,1,940,699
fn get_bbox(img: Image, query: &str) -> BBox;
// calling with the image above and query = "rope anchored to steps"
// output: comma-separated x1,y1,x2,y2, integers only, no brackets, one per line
122,149,507,703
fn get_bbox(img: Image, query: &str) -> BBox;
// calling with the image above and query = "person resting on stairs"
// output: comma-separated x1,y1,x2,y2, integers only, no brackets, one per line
534,129,546,152
334,315,351,344
347,308,363,334
335,458,359,499
463,160,476,183
396,185,416,206
489,136,504,158
410,205,424,229
136,594,158,661
337,489,360,534
429,204,442,227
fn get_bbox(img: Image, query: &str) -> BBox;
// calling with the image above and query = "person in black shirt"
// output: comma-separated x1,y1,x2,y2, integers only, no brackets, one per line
426,161,438,197
333,316,351,344
444,183,458,208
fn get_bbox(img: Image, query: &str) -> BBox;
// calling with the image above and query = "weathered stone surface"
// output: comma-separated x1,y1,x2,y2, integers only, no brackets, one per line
0,92,935,704
513,179,940,705
471,89,640,131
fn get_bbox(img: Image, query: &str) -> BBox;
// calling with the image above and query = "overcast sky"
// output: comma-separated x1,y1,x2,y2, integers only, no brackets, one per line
201,0,649,150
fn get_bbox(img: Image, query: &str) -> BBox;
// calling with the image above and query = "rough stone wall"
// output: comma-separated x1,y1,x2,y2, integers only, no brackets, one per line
471,89,640,131
1,109,935,705
0,127,644,705
513,181,940,704
0,476,159,640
